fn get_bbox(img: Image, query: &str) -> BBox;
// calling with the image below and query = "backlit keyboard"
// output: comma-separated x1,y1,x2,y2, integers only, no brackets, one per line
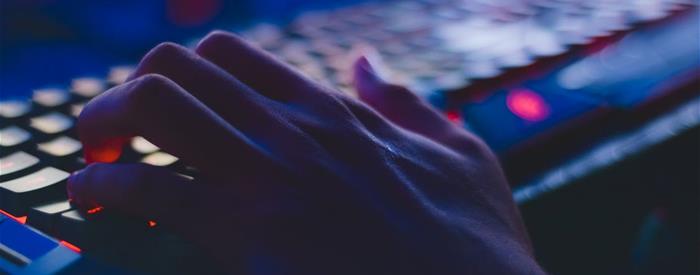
1,0,698,273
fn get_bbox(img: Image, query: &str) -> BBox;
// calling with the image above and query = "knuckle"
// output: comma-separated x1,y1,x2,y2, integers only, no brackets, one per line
196,30,233,51
126,74,172,111
135,73,171,90
150,42,186,58
140,42,187,68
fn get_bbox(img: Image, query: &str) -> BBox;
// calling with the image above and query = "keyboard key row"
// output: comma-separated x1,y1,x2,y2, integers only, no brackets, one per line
0,167,70,216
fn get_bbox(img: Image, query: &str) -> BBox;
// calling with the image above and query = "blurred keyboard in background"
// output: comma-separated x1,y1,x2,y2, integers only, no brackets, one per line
1,0,698,274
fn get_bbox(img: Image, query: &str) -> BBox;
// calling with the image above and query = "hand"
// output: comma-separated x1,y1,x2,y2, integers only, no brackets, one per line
68,31,543,274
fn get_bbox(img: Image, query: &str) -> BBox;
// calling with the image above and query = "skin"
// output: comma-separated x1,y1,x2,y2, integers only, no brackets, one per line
67,31,545,274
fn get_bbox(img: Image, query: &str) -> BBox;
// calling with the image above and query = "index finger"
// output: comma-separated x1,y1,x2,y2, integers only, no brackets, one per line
78,74,273,178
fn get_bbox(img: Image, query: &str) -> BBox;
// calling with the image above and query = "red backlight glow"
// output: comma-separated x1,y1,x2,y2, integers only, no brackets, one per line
446,111,462,124
0,209,26,224
506,89,550,122
86,206,104,215
60,240,82,253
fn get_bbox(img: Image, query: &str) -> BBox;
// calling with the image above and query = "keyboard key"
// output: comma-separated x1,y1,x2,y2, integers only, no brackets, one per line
0,126,31,148
0,214,58,263
27,200,73,235
37,136,82,158
29,112,74,135
71,77,106,98
70,103,86,118
0,100,31,119
33,88,70,108
131,137,159,154
56,210,88,247
0,214,83,274
0,152,39,180
0,167,70,216
141,152,178,167
107,66,134,86
0,239,31,267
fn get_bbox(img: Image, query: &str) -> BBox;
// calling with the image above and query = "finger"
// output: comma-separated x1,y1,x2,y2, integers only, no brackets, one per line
352,55,468,147
194,30,322,101
78,74,272,178
127,42,281,135
67,163,210,234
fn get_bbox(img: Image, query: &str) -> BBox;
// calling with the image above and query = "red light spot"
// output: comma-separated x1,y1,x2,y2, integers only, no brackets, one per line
0,209,26,224
147,220,157,228
60,241,82,253
506,89,550,122
446,111,462,124
86,146,121,164
86,206,104,215
85,137,127,164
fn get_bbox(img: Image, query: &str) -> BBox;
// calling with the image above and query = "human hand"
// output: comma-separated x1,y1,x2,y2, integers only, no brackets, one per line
68,31,543,274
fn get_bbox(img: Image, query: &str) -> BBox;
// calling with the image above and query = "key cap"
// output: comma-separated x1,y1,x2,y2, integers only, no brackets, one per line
0,126,31,149
107,66,134,86
131,136,159,154
37,136,82,158
71,77,106,98
56,210,88,247
0,100,31,120
142,152,178,167
0,241,31,267
70,102,86,118
37,136,83,171
0,152,40,181
33,88,70,108
27,200,72,235
0,214,57,263
29,112,74,135
0,212,82,274
0,167,70,216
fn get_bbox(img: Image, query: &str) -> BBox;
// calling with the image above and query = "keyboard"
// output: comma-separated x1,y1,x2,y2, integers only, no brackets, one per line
1,0,698,273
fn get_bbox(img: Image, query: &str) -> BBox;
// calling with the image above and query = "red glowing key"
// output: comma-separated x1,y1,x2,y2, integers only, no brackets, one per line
147,220,157,228
506,88,550,122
